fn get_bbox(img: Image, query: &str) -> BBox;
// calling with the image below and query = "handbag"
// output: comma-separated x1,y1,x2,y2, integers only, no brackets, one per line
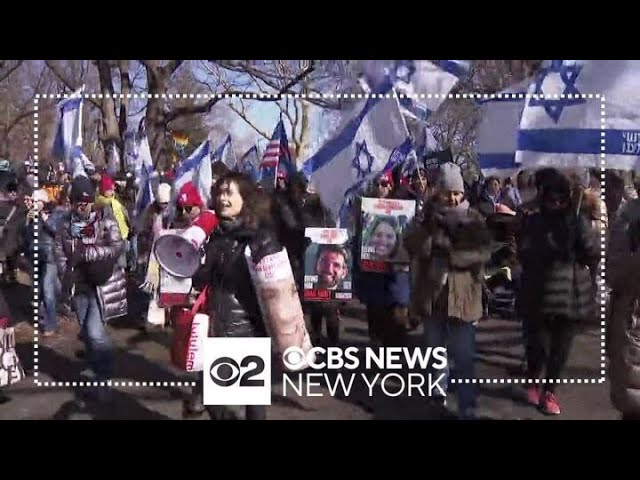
170,287,210,372
0,326,26,387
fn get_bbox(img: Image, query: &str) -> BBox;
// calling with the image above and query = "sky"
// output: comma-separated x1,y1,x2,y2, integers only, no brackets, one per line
34,60,331,162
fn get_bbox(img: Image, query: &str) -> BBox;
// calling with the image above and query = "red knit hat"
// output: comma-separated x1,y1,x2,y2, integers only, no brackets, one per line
99,174,115,194
177,182,203,208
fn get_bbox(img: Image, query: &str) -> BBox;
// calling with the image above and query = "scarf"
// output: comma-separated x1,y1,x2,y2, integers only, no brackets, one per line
70,211,98,243
429,200,471,291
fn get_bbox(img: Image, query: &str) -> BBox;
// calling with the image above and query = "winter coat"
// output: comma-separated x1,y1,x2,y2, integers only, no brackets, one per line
272,190,307,284
24,207,66,265
193,219,281,338
607,199,640,415
351,196,411,308
54,208,128,322
0,201,27,262
517,209,598,321
404,200,491,322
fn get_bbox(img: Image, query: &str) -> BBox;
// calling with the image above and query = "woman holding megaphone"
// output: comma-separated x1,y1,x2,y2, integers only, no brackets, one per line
190,172,281,420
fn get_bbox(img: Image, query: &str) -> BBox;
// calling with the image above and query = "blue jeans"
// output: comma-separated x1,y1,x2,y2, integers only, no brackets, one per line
73,291,112,381
127,235,138,273
424,317,477,415
41,262,61,333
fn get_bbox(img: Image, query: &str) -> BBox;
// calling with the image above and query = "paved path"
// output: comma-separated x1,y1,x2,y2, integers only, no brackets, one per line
0,293,617,420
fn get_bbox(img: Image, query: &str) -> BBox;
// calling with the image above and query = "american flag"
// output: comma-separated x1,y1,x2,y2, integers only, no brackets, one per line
259,120,294,187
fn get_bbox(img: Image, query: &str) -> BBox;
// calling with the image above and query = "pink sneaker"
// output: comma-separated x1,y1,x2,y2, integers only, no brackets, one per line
539,391,561,415
526,386,541,406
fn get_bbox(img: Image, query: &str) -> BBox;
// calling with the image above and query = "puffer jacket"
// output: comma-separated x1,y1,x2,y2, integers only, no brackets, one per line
54,208,127,321
607,199,640,415
517,209,599,321
193,219,281,338
404,200,491,322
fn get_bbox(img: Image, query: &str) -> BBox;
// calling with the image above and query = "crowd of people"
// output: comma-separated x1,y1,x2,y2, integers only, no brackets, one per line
0,157,639,421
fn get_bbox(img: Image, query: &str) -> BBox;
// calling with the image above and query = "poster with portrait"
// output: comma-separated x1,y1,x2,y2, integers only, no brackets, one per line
303,228,352,302
359,197,416,273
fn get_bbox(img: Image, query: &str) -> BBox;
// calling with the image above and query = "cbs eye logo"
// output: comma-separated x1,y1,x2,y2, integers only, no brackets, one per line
209,355,266,387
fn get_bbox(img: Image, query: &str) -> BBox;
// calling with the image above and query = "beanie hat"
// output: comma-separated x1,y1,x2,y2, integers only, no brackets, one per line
437,162,464,193
177,182,203,208
157,183,172,204
70,175,96,203
99,174,115,194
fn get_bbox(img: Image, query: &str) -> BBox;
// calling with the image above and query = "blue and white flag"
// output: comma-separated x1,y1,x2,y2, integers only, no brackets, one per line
123,131,138,174
106,142,121,177
174,139,211,206
237,145,261,182
211,134,238,170
361,60,461,122
66,146,91,178
123,124,154,185
476,79,530,178
301,79,412,227
52,86,92,177
134,164,155,222
516,60,640,170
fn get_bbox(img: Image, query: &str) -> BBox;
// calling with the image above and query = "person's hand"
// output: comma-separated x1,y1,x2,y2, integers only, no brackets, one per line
251,231,280,265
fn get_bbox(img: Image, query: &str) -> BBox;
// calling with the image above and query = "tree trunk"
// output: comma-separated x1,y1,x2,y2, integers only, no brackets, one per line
144,61,171,170
96,61,121,154
117,60,131,171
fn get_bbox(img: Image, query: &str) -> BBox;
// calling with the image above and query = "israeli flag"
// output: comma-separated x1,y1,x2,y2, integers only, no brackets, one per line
476,79,530,178
237,145,261,182
516,60,640,170
52,86,89,177
106,142,121,176
134,164,155,222
67,146,94,179
211,134,238,170
123,125,155,186
301,79,412,226
174,139,211,206
360,61,461,122
123,131,139,174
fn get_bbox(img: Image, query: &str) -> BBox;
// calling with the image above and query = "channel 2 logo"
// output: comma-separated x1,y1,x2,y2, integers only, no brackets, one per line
203,338,271,406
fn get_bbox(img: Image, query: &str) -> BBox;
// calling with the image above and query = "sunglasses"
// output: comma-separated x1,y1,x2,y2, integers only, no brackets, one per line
178,205,194,214
376,181,391,188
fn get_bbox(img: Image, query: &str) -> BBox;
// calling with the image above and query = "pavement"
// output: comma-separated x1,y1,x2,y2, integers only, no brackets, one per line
0,279,618,420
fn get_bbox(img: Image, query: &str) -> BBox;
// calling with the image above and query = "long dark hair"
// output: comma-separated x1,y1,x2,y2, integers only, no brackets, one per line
213,172,272,230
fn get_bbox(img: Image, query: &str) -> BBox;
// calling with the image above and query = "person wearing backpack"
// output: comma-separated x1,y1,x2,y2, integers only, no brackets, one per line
54,176,127,398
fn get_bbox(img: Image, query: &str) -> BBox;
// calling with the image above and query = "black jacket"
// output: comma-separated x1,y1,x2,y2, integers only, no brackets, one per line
194,220,281,338
517,209,599,321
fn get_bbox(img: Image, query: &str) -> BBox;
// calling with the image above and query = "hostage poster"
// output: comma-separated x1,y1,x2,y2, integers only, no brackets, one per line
359,197,416,272
303,228,352,302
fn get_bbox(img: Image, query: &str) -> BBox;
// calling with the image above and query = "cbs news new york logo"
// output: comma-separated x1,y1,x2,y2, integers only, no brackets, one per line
203,338,272,405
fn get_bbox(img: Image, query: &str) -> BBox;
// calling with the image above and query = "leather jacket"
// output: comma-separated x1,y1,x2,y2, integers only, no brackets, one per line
194,219,281,338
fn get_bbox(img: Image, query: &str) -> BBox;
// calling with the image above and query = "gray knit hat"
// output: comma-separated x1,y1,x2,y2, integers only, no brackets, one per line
437,162,464,193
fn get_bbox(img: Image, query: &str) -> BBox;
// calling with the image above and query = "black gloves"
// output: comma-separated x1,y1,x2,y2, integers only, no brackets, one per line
250,231,281,265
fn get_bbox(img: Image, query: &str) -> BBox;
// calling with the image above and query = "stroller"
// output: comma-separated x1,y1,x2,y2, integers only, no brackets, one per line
483,212,519,320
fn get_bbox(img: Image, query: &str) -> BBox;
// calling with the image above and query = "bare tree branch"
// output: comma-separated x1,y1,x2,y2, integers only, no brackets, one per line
0,60,23,84
44,60,102,108
166,60,184,75
228,103,271,140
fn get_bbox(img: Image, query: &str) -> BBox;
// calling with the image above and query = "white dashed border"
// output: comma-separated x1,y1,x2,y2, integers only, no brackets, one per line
32,92,607,388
